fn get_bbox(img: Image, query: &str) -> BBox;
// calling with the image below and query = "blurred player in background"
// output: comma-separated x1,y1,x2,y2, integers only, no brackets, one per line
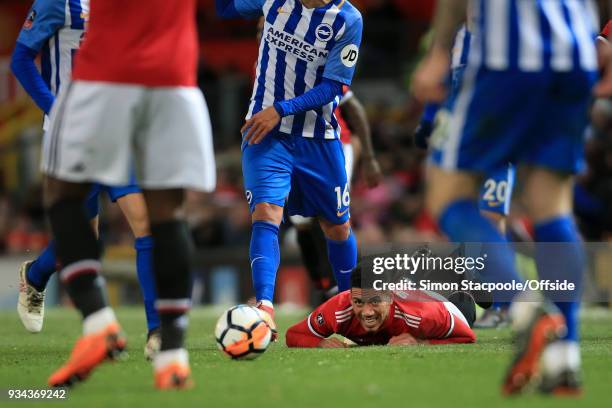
414,22,516,329
286,264,476,347
217,0,363,329
10,0,160,359
413,0,606,396
40,0,215,389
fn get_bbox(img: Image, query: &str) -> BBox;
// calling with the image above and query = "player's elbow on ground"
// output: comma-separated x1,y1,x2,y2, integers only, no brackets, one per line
284,325,301,348
463,331,477,344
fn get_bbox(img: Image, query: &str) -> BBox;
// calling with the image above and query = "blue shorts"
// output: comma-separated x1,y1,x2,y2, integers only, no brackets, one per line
84,173,141,219
431,69,597,174
479,164,515,216
242,132,349,224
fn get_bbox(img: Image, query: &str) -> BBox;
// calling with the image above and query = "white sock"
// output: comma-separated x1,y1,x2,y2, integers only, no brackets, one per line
259,300,273,309
83,307,117,335
542,340,581,376
154,348,189,370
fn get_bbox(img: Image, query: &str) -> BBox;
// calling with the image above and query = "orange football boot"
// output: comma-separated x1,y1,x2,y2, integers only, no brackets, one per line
502,303,566,395
154,362,193,390
48,322,126,388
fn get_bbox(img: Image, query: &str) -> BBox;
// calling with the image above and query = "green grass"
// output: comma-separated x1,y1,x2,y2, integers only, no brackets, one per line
0,307,611,408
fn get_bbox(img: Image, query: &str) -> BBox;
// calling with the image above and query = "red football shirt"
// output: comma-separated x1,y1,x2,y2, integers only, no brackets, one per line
73,0,198,87
286,291,476,347
337,85,354,145
600,20,611,40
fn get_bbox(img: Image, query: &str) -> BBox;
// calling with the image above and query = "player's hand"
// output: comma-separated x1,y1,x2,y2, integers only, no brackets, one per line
318,338,348,348
241,106,281,145
361,156,383,188
413,120,434,150
412,47,451,103
388,333,419,346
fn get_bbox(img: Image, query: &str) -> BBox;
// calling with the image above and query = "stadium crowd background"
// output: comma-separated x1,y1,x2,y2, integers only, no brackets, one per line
0,0,611,307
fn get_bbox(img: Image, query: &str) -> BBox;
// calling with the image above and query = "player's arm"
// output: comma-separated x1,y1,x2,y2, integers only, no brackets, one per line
412,103,440,149
242,78,344,144
10,0,64,114
286,301,342,348
426,312,476,345
215,0,264,19
412,0,467,103
340,92,383,187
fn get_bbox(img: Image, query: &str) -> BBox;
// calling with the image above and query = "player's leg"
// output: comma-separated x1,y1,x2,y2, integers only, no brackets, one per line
242,133,293,320
43,177,126,387
40,81,140,387
319,218,356,292
502,70,595,395
474,164,517,328
292,216,337,301
111,185,160,360
521,171,584,394
141,189,193,388
17,185,102,333
140,85,215,389
525,99,589,393
291,137,357,292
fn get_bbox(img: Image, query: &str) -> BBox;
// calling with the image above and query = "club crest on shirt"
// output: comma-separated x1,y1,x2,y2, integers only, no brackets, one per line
23,9,36,30
316,313,325,326
315,23,333,42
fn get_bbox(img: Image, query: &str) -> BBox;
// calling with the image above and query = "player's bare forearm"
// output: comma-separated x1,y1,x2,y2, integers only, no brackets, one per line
430,0,468,52
342,97,373,159
342,96,382,187
412,0,466,103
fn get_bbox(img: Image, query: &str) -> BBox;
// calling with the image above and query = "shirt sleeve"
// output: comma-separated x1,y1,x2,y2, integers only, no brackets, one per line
236,0,265,18
305,299,338,339
323,15,363,85
285,298,340,348
273,78,343,117
16,0,65,52
426,312,476,345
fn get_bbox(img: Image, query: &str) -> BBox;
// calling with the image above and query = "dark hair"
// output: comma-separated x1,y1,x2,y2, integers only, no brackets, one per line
350,258,379,290
350,262,363,289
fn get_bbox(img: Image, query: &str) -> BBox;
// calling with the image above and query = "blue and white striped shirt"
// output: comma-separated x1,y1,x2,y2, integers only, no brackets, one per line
17,0,88,129
468,0,599,72
236,0,363,140
451,26,472,70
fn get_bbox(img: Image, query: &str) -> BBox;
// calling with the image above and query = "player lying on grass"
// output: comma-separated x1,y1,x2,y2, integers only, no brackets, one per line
286,263,476,347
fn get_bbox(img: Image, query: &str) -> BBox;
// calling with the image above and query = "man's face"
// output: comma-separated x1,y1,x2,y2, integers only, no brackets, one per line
350,288,391,332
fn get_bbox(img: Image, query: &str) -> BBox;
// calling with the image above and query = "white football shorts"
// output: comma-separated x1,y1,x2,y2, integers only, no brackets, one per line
42,80,216,191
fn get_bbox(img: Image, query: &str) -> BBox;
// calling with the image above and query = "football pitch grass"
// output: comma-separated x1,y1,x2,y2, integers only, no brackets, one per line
0,307,610,408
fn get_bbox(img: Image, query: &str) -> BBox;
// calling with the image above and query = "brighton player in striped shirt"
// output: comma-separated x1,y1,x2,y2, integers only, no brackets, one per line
286,263,476,348
10,0,160,359
413,0,608,396
217,0,363,328
415,22,518,329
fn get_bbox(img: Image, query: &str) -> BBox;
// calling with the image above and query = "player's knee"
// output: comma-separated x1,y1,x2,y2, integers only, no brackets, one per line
426,166,479,219
43,176,90,208
523,168,573,222
143,189,185,224
320,220,351,241
127,212,150,237
253,203,283,225
118,198,151,237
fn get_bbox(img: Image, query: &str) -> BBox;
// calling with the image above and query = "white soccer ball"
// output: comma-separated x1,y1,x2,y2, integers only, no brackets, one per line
214,305,273,360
